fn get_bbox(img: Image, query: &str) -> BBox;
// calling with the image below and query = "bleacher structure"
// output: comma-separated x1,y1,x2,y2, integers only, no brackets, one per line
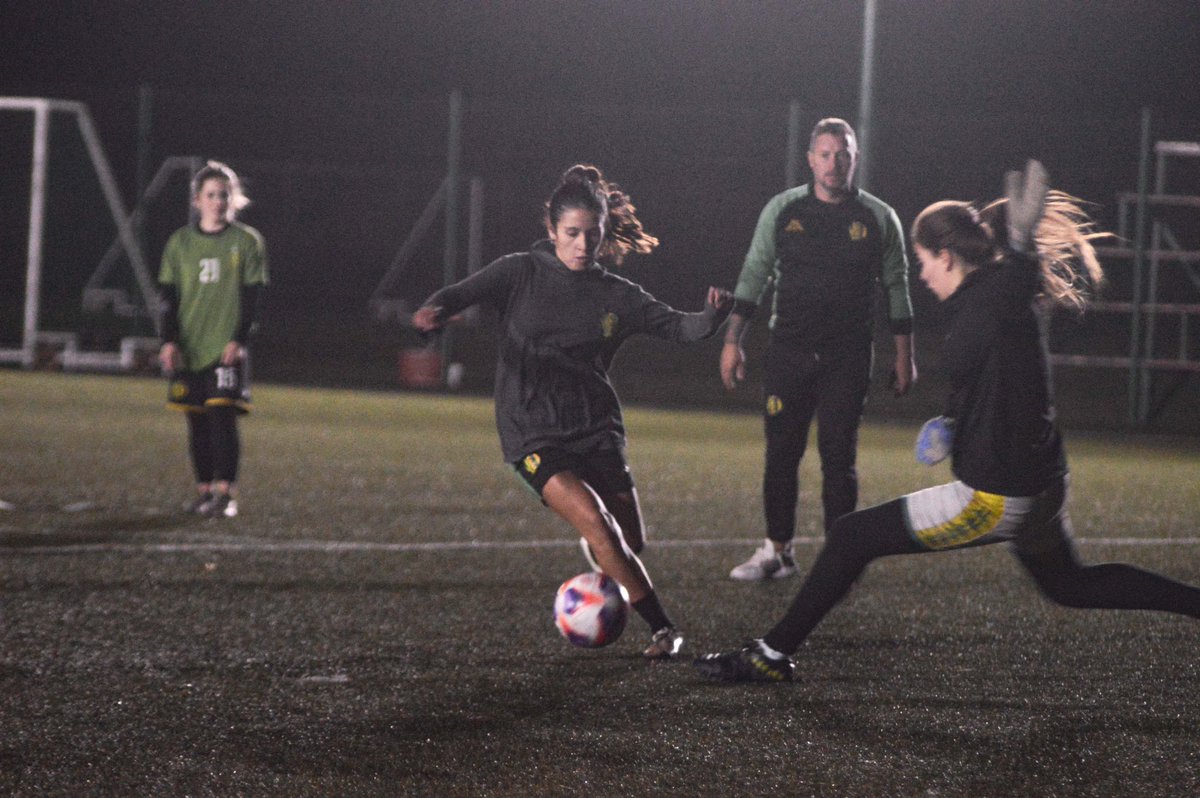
1049,128,1200,426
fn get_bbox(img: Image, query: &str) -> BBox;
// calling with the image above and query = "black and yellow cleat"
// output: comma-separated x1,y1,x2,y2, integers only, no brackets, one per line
693,640,794,683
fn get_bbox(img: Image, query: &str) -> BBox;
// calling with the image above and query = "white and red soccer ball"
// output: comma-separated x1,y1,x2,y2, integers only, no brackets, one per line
553,572,629,648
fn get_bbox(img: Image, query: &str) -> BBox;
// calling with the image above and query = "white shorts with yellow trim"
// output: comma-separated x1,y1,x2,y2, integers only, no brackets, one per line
902,481,1037,551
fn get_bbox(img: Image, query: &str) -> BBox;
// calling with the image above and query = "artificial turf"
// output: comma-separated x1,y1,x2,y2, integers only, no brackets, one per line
2,372,1198,796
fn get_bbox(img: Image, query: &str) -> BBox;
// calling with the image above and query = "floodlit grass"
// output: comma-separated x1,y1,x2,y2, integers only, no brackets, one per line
2,371,1199,796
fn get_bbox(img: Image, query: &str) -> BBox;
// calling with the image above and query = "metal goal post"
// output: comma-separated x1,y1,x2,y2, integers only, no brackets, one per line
0,97,157,369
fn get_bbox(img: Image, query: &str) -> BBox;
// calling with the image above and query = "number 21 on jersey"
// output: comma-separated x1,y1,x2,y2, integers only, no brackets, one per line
199,258,221,284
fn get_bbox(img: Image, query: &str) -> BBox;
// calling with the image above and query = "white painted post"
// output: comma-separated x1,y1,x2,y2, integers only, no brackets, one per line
22,100,50,368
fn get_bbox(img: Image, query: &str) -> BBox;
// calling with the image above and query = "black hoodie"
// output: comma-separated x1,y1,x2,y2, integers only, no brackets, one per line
425,240,726,462
941,249,1067,496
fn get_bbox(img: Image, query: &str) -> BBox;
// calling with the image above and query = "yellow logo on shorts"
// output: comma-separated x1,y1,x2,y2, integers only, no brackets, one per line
766,395,783,416
601,312,619,339
784,219,805,234
848,221,868,241
523,453,541,474
170,380,188,401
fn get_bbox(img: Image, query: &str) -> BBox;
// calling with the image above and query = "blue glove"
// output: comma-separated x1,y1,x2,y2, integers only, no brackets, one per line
915,416,954,466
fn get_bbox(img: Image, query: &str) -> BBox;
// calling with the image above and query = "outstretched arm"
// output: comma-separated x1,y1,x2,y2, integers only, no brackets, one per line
1005,159,1049,252
679,285,732,340
411,304,445,332
411,253,523,333
636,285,732,344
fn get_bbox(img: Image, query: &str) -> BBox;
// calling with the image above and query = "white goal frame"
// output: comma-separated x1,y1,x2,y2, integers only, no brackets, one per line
0,97,157,368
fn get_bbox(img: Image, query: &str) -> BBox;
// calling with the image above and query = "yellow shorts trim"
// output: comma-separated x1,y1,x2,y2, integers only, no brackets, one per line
907,485,1006,550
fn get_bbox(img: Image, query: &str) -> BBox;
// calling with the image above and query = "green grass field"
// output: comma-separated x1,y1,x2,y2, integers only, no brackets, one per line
2,372,1199,796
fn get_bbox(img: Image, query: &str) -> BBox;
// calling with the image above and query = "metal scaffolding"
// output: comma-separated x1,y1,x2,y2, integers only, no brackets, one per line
1049,110,1200,426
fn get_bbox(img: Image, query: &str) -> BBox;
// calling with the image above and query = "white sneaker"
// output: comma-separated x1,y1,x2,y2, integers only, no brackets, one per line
729,539,797,581
206,493,238,518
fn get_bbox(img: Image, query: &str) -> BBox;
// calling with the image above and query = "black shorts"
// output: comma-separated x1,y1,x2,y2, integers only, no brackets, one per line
513,445,634,499
167,360,252,414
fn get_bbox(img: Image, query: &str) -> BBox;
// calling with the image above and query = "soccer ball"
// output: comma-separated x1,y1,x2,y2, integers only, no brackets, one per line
553,572,629,648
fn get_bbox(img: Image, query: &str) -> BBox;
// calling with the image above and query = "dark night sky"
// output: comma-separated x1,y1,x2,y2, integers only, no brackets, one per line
3,1,1200,403
4,1,1198,266
6,1,1199,226
6,2,1198,112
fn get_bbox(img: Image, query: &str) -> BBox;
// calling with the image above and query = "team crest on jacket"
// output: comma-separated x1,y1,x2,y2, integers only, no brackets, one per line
170,380,188,401
600,312,619,339
848,221,868,241
523,453,541,474
784,219,805,234
766,395,783,416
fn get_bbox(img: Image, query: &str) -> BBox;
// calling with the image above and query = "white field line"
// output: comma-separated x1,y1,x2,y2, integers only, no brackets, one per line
2,536,1200,556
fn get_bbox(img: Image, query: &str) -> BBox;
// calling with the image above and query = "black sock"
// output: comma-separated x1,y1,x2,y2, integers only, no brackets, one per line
632,592,672,632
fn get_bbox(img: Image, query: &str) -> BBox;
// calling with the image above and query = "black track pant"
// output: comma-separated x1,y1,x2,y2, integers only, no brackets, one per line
763,479,1200,655
762,338,872,540
186,406,240,484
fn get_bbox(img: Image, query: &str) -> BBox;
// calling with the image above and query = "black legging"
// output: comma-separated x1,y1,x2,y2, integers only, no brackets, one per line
763,494,1200,656
186,406,240,484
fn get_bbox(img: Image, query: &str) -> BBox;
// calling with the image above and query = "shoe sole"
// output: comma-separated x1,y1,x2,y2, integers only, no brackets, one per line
693,657,793,683
729,567,797,581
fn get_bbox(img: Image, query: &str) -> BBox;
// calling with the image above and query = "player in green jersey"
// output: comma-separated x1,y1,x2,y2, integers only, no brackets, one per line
158,161,268,518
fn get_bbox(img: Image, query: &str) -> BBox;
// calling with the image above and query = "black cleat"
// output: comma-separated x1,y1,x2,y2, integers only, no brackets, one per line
693,640,794,683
